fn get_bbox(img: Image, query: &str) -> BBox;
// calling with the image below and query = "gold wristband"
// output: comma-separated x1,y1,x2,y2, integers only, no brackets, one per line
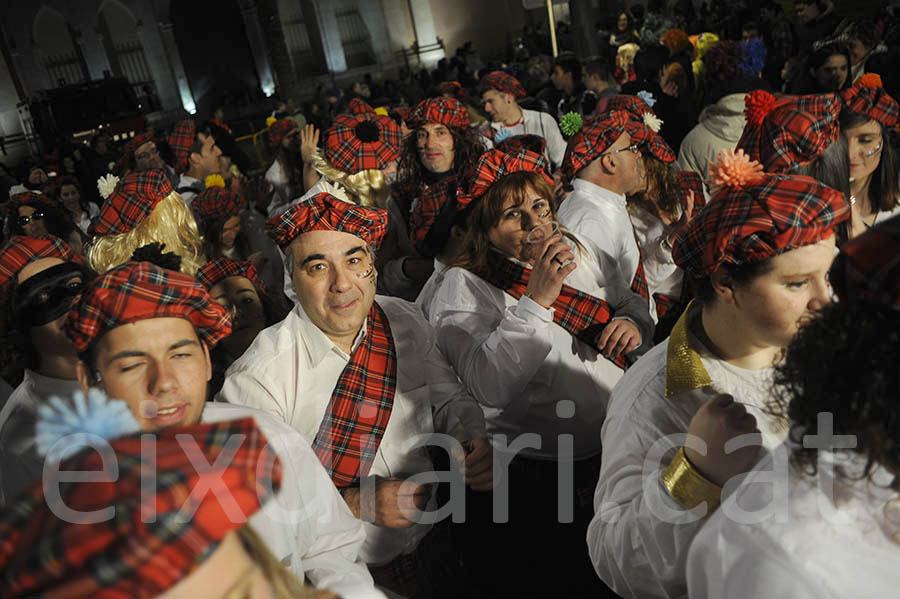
661,447,722,513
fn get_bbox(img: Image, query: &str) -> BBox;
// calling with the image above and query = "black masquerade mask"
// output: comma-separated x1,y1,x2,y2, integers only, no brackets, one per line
12,262,93,327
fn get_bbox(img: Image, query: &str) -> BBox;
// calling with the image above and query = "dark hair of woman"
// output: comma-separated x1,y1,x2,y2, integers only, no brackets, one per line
686,258,774,306
789,134,851,198
840,109,900,213
451,170,582,274
7,200,76,243
198,213,250,261
397,124,486,184
769,301,900,487
627,155,682,218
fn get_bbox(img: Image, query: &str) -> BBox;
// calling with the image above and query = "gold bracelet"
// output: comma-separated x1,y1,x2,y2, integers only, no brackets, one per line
661,447,722,513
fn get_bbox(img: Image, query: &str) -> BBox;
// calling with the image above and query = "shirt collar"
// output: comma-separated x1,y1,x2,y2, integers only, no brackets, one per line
293,303,368,366
665,301,713,398
571,178,627,208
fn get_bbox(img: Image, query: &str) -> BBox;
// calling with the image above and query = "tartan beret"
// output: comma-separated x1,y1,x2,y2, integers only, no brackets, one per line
390,105,411,123
168,119,196,174
323,113,402,174
268,117,299,146
829,214,900,309
672,172,850,279
496,133,547,156
266,192,389,251
6,191,56,217
91,169,174,236
197,258,266,294
347,97,376,115
115,131,153,174
0,417,281,599
600,95,676,163
408,177,468,255
839,85,900,138
480,71,527,99
192,187,245,223
66,261,231,353
470,148,554,199
0,235,82,289
407,96,471,130
562,110,631,179
439,81,468,100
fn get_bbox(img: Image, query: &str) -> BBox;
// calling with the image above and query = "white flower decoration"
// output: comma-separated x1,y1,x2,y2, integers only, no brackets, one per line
97,173,120,200
36,388,140,461
642,112,663,133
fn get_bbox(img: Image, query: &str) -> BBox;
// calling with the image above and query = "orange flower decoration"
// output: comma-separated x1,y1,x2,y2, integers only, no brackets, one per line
856,73,883,89
708,148,765,190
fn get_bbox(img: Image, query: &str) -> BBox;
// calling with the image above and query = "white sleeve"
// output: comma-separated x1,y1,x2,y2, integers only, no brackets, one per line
588,395,706,598
433,285,555,410
542,112,567,169
218,364,290,424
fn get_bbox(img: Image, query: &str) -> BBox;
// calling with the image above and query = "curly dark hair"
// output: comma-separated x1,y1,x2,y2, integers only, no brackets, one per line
769,302,900,487
627,155,683,218
397,123,486,183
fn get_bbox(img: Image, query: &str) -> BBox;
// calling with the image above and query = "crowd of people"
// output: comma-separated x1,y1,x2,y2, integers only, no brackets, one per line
0,1,899,597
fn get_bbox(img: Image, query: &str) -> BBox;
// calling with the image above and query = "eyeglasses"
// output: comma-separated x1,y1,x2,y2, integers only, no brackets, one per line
601,143,641,157
17,211,45,227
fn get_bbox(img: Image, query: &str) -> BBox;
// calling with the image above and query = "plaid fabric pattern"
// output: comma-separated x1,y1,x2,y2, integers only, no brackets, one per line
653,292,682,320
438,80,467,100
0,417,281,599
347,98,376,115
66,261,231,353
603,94,657,120
672,173,851,279
598,96,676,162
840,85,900,137
830,214,900,308
92,169,173,236
677,170,707,209
408,176,469,255
312,301,397,487
168,119,196,173
197,257,265,294
5,191,56,217
407,96,471,130
268,117,299,147
266,192,390,250
0,235,80,288
479,251,627,369
496,134,547,156
192,187,245,223
115,131,153,174
562,110,630,179
757,104,839,173
470,148,553,199
480,71,527,98
630,258,649,301
324,113,402,174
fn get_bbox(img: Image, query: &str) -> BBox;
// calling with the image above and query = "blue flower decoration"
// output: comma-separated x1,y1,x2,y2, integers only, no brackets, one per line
637,90,657,108
36,388,140,461
494,127,514,143
739,39,767,76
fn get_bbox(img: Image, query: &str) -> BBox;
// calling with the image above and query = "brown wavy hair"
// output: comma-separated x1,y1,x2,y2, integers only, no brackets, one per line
451,171,581,274
397,124,486,182
627,155,682,219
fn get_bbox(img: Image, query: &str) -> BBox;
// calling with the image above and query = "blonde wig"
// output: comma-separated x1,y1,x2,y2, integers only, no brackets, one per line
89,192,206,276
236,526,327,598
311,149,390,209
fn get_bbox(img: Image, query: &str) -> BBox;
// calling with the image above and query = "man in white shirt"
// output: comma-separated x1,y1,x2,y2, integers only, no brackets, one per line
219,192,491,598
586,164,851,598
63,259,382,599
0,235,86,506
479,71,566,169
168,119,223,205
557,109,655,323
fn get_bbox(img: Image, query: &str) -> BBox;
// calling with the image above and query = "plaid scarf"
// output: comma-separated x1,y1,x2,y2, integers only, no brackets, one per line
630,256,649,301
480,251,626,368
312,301,398,487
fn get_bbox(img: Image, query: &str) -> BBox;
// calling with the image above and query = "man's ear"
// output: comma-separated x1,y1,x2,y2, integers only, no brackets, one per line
202,342,212,383
709,270,737,305
76,360,97,394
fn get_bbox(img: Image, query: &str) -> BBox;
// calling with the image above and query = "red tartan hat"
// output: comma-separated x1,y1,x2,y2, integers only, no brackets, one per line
829,214,900,308
323,113,402,174
390,105,411,123
115,131,153,174
480,71,526,99
469,148,554,199
192,187,245,223
197,257,265,294
347,97,376,115
267,192,389,251
562,110,631,179
0,417,281,599
0,235,82,289
66,261,231,352
672,173,850,279
91,169,174,236
839,85,900,138
268,117,299,146
439,80,468,100
496,133,547,156
407,96,471,130
168,119,196,173
600,95,676,163
6,191,56,216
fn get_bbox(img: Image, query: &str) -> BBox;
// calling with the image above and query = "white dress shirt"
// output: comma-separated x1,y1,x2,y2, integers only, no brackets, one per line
202,403,384,599
176,173,203,205
688,449,900,599
558,178,656,322
420,238,653,460
489,108,566,169
218,296,486,565
588,305,787,599
628,203,683,299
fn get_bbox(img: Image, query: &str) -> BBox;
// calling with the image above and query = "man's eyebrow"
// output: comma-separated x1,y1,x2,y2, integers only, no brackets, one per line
346,246,366,257
299,253,326,267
